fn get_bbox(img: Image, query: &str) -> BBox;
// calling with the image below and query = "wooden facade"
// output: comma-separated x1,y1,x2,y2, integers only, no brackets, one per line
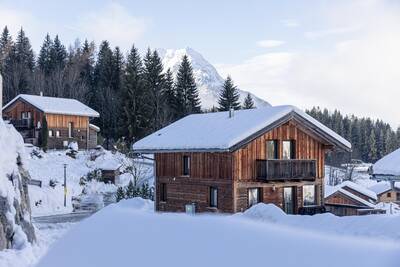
154,120,332,214
3,98,98,149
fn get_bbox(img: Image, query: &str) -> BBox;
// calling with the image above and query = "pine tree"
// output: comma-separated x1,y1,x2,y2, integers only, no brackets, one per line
39,116,48,151
116,186,125,202
120,44,146,143
0,26,13,73
175,55,201,118
218,76,240,111
242,93,255,109
51,35,67,69
126,180,136,198
368,130,378,162
163,68,176,122
142,48,165,131
38,34,54,75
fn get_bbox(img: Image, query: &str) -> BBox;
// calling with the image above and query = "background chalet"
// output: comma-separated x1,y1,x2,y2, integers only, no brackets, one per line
133,105,352,214
2,94,99,149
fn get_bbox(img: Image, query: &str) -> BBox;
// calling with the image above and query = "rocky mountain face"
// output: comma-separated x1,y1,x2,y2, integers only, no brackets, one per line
158,48,271,109
0,119,35,250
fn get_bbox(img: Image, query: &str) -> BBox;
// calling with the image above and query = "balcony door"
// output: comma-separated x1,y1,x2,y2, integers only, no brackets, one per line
283,187,295,214
282,140,295,159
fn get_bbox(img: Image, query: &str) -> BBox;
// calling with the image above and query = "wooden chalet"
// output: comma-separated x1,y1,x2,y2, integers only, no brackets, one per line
133,105,352,214
2,94,99,150
325,181,384,216
369,182,400,204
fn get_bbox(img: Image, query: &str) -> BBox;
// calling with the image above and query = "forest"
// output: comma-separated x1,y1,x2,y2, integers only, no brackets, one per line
0,26,398,163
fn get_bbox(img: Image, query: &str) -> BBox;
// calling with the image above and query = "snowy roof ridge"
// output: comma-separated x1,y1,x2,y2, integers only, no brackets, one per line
369,181,400,195
373,148,400,176
337,181,377,200
336,188,376,208
133,105,351,152
3,94,99,117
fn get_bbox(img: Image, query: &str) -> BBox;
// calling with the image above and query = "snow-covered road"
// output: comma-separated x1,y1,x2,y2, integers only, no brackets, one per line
33,212,94,224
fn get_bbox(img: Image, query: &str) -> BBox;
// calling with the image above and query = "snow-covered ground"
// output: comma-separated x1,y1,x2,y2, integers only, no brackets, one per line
36,198,400,267
0,223,74,267
25,147,153,216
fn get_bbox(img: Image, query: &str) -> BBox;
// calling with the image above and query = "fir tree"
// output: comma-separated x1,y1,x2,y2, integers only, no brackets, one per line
163,68,177,123
142,48,165,131
116,186,125,202
0,26,13,73
126,180,136,198
368,130,378,162
38,33,54,75
242,93,255,109
175,55,201,118
218,76,240,111
39,116,48,151
51,35,67,69
120,44,146,143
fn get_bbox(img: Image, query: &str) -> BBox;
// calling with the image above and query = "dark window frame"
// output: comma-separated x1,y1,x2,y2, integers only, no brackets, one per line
209,187,218,208
266,140,279,159
282,140,296,159
183,155,190,176
248,188,262,207
302,184,316,207
160,183,167,202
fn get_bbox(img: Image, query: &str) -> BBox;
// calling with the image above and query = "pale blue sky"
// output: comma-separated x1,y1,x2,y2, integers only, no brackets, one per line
1,0,399,126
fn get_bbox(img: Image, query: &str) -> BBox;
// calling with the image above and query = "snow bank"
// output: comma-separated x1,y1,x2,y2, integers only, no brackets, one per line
37,201,399,267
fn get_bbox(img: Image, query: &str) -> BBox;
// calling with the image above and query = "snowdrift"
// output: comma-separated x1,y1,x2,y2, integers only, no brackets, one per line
37,200,399,267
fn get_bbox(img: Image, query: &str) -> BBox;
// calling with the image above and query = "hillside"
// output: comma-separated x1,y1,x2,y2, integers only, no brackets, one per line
158,47,271,109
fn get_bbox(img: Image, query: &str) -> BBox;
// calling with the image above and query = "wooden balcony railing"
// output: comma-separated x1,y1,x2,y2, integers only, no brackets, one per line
10,119,34,129
256,159,317,181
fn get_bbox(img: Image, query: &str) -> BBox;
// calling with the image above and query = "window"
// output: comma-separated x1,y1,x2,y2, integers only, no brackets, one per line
303,185,316,206
48,130,53,137
266,140,278,159
210,187,218,208
160,183,167,202
183,156,190,176
282,140,295,159
248,188,261,207
55,130,60,138
68,122,73,138
397,193,400,200
387,192,392,198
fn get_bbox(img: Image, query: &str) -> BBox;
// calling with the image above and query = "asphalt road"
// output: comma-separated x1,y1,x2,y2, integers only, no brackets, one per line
33,211,94,224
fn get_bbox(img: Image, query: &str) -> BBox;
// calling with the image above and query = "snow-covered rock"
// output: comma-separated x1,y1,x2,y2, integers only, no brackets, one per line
158,47,271,109
0,119,35,250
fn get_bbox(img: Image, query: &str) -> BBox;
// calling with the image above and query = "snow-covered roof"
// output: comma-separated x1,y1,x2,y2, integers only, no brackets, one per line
369,182,400,195
335,189,376,208
133,105,351,153
373,148,400,176
3,94,99,117
326,181,377,201
97,159,122,171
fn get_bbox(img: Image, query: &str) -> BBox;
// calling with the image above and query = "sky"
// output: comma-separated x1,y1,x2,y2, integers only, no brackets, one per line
0,0,399,127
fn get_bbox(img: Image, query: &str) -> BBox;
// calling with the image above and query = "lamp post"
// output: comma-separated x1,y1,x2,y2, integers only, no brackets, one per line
63,164,67,207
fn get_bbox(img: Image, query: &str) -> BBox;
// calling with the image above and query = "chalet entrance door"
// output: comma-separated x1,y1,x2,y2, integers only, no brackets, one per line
283,187,295,214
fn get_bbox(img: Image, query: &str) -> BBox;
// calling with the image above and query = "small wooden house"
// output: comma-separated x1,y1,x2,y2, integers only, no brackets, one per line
2,94,99,149
133,105,352,214
98,160,122,184
369,182,400,204
325,181,384,216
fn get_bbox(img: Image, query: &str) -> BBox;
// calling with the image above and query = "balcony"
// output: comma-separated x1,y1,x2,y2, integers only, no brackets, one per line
10,119,34,129
256,159,317,181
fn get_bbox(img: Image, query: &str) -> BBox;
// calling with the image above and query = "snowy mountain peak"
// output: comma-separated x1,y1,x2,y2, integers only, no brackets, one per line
157,47,271,109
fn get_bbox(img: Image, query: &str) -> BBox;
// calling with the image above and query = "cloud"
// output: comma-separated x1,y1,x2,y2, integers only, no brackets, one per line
257,40,285,48
304,26,360,40
281,19,299,28
78,3,148,50
218,1,400,127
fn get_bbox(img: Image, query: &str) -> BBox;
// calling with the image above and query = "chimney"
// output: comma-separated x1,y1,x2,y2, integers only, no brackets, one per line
0,73,2,117
229,108,234,118
40,91,43,97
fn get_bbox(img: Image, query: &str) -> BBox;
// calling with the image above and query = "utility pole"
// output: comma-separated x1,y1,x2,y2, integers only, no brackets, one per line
63,164,67,207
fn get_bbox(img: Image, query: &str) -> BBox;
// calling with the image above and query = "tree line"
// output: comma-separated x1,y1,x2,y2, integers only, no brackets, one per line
307,107,400,164
0,27,254,148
